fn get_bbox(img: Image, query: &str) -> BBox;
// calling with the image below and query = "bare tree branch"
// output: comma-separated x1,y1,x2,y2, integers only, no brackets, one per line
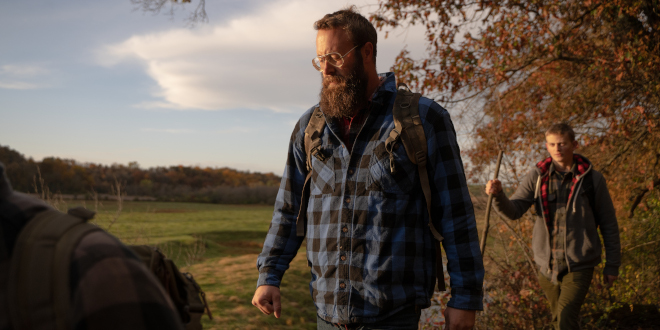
628,177,660,218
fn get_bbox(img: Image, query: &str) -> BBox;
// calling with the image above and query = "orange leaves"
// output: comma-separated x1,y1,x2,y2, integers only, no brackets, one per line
373,0,660,208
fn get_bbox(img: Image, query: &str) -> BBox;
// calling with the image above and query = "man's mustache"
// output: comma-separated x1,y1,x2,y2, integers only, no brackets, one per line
322,75,346,87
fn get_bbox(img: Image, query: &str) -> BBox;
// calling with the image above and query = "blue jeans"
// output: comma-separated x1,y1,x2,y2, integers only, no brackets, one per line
316,305,421,330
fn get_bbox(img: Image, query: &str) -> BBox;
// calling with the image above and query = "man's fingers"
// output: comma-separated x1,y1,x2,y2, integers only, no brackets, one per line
252,298,271,315
263,300,275,315
273,291,282,318
252,285,282,318
485,179,502,195
255,299,274,315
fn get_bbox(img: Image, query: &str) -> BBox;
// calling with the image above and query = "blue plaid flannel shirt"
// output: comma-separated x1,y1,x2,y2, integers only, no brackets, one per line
257,73,484,324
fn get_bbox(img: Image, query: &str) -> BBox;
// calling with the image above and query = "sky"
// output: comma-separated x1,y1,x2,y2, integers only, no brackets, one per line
0,0,429,174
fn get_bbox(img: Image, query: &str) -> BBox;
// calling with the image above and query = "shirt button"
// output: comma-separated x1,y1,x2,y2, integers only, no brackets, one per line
340,255,346,261
342,227,348,233
345,198,351,204
339,283,346,289
348,169,354,175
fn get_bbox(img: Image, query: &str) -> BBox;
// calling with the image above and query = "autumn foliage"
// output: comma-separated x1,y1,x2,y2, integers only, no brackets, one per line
372,0,659,327
371,0,659,200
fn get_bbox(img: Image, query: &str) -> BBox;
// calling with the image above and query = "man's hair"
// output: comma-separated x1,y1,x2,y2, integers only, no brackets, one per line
314,6,377,63
545,123,576,141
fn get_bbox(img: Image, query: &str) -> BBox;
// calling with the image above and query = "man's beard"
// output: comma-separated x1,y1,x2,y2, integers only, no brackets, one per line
319,59,368,118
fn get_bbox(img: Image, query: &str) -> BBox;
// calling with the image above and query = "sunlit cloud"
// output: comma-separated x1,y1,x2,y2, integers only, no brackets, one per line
0,64,50,90
97,0,428,113
98,0,325,112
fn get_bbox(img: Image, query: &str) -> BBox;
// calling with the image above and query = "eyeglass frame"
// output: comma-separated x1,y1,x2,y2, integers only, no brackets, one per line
312,45,360,72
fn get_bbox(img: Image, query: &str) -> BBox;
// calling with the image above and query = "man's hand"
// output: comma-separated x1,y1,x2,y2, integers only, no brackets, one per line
604,275,617,288
485,179,502,195
444,307,476,330
252,285,281,318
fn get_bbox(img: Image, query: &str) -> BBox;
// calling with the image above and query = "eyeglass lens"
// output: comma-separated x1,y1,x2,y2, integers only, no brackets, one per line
313,54,343,71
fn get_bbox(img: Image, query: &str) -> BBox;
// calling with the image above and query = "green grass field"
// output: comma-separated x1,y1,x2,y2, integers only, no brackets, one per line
59,194,504,330
62,200,317,330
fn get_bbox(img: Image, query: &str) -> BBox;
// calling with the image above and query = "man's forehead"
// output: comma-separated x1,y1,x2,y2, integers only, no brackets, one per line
545,133,572,142
316,28,351,48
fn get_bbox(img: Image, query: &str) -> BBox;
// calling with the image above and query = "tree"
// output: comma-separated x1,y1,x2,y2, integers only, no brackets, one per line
371,0,659,211
371,1,660,327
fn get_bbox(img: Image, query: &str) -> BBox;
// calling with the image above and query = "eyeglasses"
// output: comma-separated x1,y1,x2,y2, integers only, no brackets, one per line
312,45,359,72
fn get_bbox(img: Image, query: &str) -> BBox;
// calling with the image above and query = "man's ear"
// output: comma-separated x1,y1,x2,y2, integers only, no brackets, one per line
573,140,579,149
361,42,374,65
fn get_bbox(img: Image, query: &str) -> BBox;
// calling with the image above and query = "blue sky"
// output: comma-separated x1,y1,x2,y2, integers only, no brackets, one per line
0,0,427,174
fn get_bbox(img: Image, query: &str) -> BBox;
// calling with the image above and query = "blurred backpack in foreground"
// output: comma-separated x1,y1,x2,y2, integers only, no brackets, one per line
0,162,210,330
130,245,213,329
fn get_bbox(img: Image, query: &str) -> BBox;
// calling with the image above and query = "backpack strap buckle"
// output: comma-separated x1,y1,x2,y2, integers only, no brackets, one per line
311,146,327,162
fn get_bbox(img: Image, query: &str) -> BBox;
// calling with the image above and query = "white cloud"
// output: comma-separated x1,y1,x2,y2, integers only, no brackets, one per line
1,64,49,76
98,0,429,112
0,64,50,89
0,82,41,90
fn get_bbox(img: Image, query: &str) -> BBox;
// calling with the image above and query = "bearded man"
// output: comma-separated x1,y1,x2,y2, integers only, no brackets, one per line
252,7,484,330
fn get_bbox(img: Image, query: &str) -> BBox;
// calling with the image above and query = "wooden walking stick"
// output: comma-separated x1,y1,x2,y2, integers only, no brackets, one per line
480,150,504,254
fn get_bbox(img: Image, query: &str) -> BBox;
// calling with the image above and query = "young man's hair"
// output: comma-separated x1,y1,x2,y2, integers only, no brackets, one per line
545,123,576,141
314,6,377,63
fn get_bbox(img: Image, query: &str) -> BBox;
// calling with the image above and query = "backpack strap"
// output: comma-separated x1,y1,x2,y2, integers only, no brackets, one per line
296,106,326,237
581,171,597,226
8,207,99,330
386,83,446,291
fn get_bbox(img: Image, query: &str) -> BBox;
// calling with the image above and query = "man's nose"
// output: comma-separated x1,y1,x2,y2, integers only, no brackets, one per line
321,61,336,76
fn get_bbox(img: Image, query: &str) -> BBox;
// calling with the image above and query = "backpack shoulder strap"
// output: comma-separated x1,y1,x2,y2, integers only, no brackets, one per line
582,171,597,225
8,207,100,330
296,106,326,237
388,83,446,291
389,84,444,241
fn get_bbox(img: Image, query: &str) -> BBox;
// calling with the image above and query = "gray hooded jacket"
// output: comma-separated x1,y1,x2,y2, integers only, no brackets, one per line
492,155,621,277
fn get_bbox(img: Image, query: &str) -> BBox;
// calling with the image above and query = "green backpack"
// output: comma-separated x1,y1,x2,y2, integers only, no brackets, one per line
7,207,212,330
296,83,447,291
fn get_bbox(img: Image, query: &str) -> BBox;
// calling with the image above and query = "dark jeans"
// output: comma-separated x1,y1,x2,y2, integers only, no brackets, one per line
538,268,594,330
316,305,421,330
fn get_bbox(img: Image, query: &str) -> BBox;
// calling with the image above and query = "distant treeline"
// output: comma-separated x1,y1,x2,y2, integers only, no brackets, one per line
0,145,281,204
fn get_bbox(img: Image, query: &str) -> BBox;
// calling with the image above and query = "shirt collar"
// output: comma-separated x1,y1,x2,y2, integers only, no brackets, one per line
370,72,397,105
549,161,577,176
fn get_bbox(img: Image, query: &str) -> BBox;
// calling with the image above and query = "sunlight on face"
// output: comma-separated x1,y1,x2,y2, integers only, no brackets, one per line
545,133,578,165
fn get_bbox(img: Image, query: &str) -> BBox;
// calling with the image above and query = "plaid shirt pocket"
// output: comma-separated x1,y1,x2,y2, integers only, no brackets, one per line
368,141,416,194
310,146,336,195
